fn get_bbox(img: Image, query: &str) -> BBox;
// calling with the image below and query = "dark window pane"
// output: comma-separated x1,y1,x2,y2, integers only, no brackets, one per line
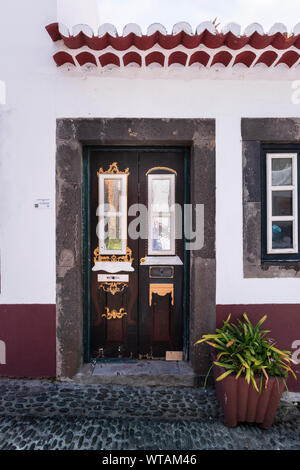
272,191,293,216
272,221,293,249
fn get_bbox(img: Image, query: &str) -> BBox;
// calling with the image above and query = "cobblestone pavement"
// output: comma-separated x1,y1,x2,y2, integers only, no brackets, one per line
0,379,299,450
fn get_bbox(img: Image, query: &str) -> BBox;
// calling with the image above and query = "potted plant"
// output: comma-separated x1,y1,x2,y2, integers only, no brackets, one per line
195,313,296,429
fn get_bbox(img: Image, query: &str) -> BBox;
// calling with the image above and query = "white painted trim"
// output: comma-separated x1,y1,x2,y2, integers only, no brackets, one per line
0,340,6,365
55,20,300,38
266,153,298,254
140,256,183,266
92,262,134,273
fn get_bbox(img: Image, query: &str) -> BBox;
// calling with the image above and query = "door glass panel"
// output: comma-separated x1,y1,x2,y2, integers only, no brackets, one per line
98,173,127,254
151,179,170,212
104,215,122,250
104,178,121,212
272,158,292,186
272,191,293,216
148,173,175,255
272,221,293,249
152,216,171,251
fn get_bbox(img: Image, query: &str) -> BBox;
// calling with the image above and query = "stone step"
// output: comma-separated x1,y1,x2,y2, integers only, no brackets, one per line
72,360,197,387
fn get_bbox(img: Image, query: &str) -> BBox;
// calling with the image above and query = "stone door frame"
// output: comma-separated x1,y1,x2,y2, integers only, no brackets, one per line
56,118,216,378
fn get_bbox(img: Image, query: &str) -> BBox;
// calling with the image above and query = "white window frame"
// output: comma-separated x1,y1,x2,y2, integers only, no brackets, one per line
98,173,127,255
148,174,176,256
266,153,298,254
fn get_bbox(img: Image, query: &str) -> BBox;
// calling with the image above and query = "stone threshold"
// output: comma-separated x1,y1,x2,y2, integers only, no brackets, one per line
71,360,197,387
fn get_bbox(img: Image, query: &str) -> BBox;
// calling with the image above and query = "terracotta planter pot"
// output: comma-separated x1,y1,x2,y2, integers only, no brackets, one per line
212,353,285,429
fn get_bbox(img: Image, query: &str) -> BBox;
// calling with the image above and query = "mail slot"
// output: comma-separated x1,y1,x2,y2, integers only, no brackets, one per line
149,266,174,278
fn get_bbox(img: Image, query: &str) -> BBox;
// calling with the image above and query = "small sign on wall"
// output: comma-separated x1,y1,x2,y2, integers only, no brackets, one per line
34,199,51,209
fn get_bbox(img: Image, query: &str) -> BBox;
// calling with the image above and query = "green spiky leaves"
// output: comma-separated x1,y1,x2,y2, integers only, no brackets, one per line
195,313,296,392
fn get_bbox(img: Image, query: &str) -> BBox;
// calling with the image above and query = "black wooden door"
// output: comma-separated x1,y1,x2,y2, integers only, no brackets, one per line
88,148,185,359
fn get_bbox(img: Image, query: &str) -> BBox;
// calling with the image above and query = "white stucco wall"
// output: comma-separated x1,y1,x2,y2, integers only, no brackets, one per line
0,0,299,305
57,0,100,33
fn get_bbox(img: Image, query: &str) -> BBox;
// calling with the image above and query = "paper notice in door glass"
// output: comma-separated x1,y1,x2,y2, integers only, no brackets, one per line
152,216,171,251
272,159,292,186
151,179,170,212
272,221,293,249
